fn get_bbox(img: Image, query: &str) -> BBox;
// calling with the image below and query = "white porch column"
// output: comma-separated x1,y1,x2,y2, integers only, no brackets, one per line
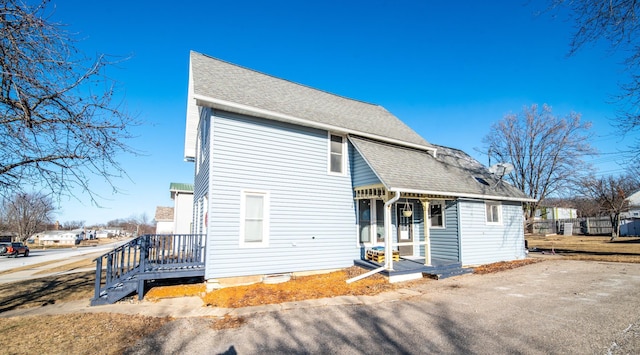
421,199,431,266
384,191,400,270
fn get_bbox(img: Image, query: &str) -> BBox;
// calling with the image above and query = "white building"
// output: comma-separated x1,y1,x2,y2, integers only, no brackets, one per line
170,182,194,234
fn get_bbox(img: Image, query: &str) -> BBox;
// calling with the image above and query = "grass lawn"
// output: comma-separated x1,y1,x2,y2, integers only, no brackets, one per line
526,235,640,262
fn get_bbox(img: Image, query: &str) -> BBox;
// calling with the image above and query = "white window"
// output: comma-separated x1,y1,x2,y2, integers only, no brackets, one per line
240,190,270,247
328,133,346,175
430,200,445,228
485,202,502,225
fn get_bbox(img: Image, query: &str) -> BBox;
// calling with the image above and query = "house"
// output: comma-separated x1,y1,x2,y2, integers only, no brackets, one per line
37,230,82,246
154,183,194,235
620,190,640,236
183,51,534,285
534,206,577,220
154,206,174,234
170,182,194,234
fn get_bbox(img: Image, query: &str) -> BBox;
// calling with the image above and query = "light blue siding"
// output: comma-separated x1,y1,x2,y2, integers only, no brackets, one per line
204,110,358,279
459,199,525,265
429,200,460,262
193,107,211,234
351,146,380,187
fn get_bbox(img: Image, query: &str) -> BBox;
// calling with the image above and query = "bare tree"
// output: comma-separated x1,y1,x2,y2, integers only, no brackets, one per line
2,191,56,241
0,0,137,200
547,1,640,152
484,104,596,227
579,174,640,239
61,220,85,230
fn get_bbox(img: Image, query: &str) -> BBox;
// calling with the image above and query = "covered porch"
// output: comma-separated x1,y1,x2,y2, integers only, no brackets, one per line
354,185,462,277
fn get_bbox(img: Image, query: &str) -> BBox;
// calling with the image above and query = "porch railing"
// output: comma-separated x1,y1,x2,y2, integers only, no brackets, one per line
93,234,206,303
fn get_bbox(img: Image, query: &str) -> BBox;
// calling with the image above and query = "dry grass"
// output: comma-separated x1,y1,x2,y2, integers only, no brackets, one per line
0,271,96,313
526,235,640,263
474,258,542,274
0,313,171,355
145,266,401,308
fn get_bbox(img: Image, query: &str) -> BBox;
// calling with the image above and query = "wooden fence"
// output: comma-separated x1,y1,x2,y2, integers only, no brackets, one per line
531,216,613,236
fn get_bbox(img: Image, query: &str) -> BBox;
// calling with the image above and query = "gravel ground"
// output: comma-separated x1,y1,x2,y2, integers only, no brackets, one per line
120,259,640,354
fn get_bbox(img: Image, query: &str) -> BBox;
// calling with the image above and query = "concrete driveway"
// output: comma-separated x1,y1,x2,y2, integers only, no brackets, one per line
122,259,640,354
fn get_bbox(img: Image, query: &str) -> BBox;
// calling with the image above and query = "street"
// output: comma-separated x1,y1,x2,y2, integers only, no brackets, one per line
0,240,126,273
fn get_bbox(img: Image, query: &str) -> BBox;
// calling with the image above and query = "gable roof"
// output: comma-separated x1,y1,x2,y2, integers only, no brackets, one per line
350,136,534,202
184,51,435,160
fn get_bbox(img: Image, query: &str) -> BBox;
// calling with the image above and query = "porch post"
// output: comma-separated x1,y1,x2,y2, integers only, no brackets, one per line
421,199,431,266
384,191,400,270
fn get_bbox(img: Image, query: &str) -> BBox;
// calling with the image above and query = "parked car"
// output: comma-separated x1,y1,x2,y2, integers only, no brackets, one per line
0,242,29,257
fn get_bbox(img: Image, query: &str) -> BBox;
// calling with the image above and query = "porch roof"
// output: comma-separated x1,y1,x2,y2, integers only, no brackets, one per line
350,136,535,202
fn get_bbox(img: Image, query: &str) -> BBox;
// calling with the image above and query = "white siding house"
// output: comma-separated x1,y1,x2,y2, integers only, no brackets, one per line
170,183,194,234
184,51,534,282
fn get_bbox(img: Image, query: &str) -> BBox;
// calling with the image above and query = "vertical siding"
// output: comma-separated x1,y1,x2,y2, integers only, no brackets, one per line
350,145,380,187
429,200,460,262
459,199,526,265
205,111,358,279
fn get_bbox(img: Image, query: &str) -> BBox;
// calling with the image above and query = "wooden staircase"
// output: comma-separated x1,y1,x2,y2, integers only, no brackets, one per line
91,234,206,306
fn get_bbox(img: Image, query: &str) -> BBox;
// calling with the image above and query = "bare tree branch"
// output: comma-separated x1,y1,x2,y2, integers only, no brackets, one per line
0,0,138,202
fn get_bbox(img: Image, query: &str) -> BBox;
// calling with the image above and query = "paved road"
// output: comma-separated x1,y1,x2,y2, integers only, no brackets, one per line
123,259,640,354
0,240,127,272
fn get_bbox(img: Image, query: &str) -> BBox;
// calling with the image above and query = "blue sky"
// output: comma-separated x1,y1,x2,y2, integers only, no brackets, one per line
46,1,635,225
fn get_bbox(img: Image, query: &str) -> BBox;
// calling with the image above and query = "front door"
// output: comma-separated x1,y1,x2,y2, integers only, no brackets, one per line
397,204,414,256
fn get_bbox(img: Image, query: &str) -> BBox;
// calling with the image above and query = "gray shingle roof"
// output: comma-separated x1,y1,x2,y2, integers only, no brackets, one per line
187,51,433,152
350,136,533,201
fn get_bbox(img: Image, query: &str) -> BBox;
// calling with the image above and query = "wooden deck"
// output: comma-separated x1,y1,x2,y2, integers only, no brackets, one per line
91,234,206,306
354,256,473,281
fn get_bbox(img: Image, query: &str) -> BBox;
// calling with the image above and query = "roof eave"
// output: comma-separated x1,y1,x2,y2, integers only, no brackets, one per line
190,93,438,156
389,187,537,203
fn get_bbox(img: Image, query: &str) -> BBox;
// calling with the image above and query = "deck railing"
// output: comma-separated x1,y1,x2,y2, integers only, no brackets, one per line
93,234,206,301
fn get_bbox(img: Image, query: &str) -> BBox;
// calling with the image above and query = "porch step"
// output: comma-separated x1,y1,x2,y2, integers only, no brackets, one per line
425,266,474,280
91,278,138,306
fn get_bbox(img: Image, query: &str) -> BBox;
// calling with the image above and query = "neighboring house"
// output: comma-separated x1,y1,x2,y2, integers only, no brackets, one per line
96,228,124,239
620,190,640,236
534,206,577,220
155,206,174,234
183,51,534,285
37,230,82,246
170,182,194,234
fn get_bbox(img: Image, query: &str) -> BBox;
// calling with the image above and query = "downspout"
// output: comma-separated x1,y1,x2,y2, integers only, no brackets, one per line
384,190,401,270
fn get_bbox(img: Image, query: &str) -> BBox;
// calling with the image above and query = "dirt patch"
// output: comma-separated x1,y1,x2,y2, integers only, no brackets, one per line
0,313,171,355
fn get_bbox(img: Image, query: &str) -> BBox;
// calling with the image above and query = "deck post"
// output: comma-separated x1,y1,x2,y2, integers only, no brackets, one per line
94,257,103,300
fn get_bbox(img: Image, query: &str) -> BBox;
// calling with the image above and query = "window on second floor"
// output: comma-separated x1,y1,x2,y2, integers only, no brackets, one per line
328,133,346,175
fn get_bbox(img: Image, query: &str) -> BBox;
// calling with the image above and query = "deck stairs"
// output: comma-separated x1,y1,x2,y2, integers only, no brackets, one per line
91,234,206,306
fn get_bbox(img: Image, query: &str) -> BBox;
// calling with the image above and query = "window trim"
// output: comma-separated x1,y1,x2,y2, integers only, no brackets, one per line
485,201,502,225
239,190,270,248
328,133,347,176
429,200,446,229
